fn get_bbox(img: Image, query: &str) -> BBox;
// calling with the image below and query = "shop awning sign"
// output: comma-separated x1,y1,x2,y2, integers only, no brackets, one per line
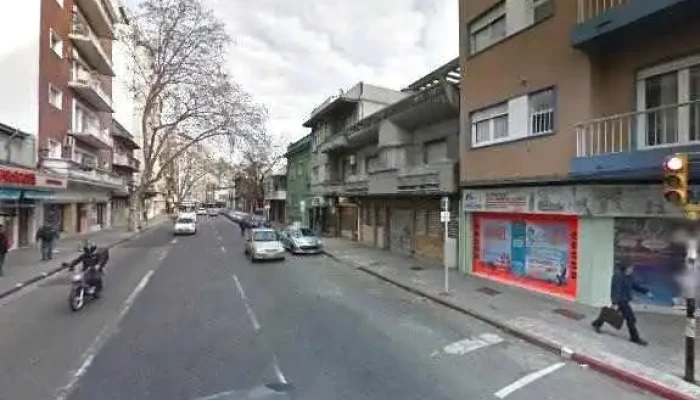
22,190,55,200
0,189,22,200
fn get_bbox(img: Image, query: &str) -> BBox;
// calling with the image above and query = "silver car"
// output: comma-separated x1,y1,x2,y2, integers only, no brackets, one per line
280,227,323,254
244,228,286,262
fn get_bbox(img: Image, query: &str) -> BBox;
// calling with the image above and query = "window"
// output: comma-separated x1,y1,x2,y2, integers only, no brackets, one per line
533,0,555,23
312,166,319,182
529,89,555,136
49,29,63,57
423,139,448,164
471,103,508,147
48,140,62,158
469,2,506,54
48,84,62,109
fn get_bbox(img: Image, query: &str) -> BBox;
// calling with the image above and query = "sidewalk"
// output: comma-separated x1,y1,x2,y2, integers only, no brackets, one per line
322,238,700,400
0,215,170,299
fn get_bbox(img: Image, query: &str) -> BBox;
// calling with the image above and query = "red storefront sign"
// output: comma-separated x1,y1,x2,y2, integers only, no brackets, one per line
0,167,36,186
473,212,579,299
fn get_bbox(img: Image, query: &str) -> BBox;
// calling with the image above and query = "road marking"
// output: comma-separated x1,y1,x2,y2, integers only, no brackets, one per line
443,333,503,355
494,362,566,398
232,274,261,332
171,238,178,244
273,355,289,384
220,245,226,253
53,270,155,400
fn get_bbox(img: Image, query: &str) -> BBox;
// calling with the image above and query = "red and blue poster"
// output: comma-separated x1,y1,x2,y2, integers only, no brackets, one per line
474,213,578,299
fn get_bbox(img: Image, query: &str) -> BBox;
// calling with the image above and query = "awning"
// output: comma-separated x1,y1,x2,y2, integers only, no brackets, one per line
22,190,55,200
0,189,22,200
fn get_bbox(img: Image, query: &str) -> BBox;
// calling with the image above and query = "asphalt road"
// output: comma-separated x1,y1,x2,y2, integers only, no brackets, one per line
0,216,659,400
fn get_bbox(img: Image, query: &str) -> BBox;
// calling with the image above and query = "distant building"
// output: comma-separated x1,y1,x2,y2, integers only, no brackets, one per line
284,134,313,226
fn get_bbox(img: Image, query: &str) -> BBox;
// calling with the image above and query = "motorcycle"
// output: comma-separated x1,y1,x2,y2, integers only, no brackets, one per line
66,264,102,312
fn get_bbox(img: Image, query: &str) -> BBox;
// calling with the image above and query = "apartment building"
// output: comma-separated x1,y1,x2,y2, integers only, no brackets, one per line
284,134,313,226
305,83,408,236
458,0,700,307
0,0,125,236
109,119,139,227
263,166,287,224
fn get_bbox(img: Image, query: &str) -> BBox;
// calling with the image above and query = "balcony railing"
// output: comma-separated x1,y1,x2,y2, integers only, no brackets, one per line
112,152,140,170
70,11,113,75
577,0,629,23
70,123,112,149
575,100,700,157
70,66,112,111
42,157,126,188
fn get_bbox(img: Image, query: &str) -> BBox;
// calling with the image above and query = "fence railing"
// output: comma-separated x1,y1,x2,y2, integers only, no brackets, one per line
575,100,700,157
577,0,629,23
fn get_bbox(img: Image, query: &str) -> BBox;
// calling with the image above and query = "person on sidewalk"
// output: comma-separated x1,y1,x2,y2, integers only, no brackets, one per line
35,224,57,261
592,263,652,346
0,225,8,276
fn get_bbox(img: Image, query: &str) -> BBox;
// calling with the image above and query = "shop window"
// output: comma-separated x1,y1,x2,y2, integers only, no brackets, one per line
473,213,578,299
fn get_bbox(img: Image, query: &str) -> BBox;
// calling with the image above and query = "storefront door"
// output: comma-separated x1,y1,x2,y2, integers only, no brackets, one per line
18,208,30,247
390,208,414,257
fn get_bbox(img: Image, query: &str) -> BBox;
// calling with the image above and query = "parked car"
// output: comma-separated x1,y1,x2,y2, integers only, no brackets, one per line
280,227,323,254
173,216,196,235
229,211,248,222
244,228,285,262
245,214,270,229
207,208,218,217
196,207,207,216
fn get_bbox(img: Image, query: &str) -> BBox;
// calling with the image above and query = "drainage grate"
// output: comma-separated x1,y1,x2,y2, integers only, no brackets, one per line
410,266,424,271
552,308,586,321
477,287,501,296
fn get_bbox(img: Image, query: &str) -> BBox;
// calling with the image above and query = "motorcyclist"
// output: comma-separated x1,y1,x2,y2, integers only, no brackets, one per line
63,241,109,298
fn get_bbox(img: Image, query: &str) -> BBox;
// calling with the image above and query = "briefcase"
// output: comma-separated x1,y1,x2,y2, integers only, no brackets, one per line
601,306,624,330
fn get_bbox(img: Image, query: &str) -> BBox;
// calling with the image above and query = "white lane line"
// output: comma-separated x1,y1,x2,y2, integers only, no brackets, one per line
232,274,248,301
54,270,155,400
272,355,289,384
443,333,503,355
494,362,566,399
171,238,178,244
232,274,261,332
220,245,226,253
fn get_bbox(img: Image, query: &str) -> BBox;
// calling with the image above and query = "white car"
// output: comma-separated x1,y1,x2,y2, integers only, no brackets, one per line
197,207,207,216
244,228,285,262
174,216,197,235
280,227,323,254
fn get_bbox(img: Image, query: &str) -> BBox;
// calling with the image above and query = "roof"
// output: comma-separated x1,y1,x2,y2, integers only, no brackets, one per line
285,134,312,158
0,122,30,138
403,58,460,92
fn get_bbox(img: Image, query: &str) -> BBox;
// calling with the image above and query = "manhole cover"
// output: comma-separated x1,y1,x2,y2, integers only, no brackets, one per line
410,266,424,271
552,308,586,321
477,287,501,296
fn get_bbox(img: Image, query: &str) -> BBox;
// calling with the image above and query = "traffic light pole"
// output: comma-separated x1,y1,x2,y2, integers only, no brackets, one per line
684,237,697,383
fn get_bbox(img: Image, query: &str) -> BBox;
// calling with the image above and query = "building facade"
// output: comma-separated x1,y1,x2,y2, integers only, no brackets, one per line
458,0,700,307
263,166,287,224
284,134,312,226
306,82,409,235
109,119,139,228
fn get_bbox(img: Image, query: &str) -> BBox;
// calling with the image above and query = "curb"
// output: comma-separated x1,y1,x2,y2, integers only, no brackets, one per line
0,220,168,302
324,250,698,400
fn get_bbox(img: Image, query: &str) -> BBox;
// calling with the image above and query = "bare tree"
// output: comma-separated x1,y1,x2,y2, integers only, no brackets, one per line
234,129,287,212
173,144,215,205
123,0,263,229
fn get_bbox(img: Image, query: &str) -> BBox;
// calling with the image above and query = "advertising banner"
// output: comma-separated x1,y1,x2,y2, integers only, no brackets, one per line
474,213,578,299
613,218,686,307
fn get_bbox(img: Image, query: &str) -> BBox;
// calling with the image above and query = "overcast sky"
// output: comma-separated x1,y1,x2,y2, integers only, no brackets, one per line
123,0,458,145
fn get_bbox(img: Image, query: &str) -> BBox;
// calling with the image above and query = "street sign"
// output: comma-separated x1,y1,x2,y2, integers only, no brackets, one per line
440,211,450,223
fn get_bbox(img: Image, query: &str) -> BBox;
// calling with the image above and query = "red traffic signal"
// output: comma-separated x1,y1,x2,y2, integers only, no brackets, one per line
662,153,689,206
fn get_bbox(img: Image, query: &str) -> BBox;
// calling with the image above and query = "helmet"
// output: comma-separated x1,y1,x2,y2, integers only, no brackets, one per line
83,242,97,254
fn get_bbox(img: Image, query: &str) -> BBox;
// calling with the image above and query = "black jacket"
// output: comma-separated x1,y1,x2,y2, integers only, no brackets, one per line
69,248,109,271
611,270,648,304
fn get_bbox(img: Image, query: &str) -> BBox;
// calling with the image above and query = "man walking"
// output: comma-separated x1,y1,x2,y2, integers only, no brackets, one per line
592,263,652,346
0,225,8,276
35,224,57,261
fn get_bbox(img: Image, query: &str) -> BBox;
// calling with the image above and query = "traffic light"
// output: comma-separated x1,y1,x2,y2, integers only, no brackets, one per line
663,153,689,206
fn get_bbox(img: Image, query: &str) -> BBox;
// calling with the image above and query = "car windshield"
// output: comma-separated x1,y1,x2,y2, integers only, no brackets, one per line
177,218,194,224
252,231,277,242
290,228,315,238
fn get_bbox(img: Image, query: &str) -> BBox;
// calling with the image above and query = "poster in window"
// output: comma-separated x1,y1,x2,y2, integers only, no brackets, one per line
474,213,578,299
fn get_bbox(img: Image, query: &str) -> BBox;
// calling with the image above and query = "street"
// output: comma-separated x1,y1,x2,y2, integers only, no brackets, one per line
0,217,658,400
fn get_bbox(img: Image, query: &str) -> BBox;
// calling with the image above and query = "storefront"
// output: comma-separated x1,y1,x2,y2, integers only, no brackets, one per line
462,184,691,307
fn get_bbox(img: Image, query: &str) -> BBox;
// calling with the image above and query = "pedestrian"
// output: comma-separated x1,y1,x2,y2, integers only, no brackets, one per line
239,219,247,237
0,224,8,276
35,224,57,261
591,263,652,346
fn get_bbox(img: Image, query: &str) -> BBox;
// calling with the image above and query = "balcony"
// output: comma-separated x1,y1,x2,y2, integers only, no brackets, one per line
70,124,112,149
112,152,140,171
69,67,112,112
42,157,127,190
572,0,697,50
397,161,458,194
318,133,348,153
265,190,287,201
343,175,368,195
70,12,114,76
74,0,116,38
572,100,700,179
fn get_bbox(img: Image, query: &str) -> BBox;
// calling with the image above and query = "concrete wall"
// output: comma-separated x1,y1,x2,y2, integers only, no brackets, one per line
576,217,616,306
0,1,41,135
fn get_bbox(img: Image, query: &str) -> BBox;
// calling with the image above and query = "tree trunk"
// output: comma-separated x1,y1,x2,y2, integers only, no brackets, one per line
128,187,145,232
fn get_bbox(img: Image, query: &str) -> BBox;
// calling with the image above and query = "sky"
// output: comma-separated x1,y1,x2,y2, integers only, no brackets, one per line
122,0,459,146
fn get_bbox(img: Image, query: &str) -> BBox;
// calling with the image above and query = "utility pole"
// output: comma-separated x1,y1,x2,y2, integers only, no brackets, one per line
440,196,451,295
662,153,696,383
